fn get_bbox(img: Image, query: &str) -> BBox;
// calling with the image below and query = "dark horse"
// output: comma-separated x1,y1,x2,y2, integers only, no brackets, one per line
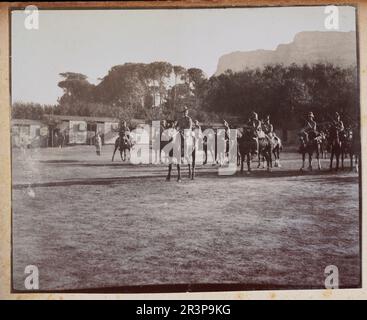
299,130,322,171
340,127,360,171
112,134,134,162
166,128,196,182
328,125,343,171
238,126,272,173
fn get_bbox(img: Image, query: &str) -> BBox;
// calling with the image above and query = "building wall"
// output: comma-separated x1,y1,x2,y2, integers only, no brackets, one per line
104,122,119,144
68,120,87,144
12,123,46,148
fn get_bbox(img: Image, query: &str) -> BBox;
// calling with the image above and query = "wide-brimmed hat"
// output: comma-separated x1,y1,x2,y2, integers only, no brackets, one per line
308,112,315,118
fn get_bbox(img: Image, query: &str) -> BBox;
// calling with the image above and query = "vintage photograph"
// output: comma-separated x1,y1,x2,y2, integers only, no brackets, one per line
11,5,361,292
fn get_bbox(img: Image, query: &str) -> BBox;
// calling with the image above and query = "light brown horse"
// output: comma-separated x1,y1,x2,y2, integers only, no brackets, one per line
166,126,196,182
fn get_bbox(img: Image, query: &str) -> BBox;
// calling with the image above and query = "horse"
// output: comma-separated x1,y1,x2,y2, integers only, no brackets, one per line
299,130,322,171
166,127,196,182
238,126,271,173
112,134,134,162
258,134,282,168
328,125,343,171
340,127,360,171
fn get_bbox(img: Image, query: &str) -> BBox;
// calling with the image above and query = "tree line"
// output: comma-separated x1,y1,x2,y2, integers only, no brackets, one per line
12,62,359,128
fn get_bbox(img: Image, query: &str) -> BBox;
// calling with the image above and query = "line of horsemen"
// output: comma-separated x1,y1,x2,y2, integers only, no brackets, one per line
112,107,359,181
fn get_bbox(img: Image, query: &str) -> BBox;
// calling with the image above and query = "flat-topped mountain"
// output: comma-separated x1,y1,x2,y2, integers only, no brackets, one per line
215,31,357,75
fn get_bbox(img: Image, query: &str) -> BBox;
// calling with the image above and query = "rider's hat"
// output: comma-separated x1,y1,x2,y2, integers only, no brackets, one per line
182,106,188,113
308,111,315,118
335,112,340,117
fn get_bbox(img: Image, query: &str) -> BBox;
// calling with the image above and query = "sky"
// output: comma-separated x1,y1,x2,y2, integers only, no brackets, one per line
11,6,356,105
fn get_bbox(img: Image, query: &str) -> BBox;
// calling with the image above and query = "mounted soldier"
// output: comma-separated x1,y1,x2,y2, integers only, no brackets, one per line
223,120,231,158
262,115,274,141
329,112,345,171
112,120,133,162
119,120,130,141
166,106,196,181
247,111,262,154
299,111,322,171
331,112,345,136
301,111,318,141
261,115,282,168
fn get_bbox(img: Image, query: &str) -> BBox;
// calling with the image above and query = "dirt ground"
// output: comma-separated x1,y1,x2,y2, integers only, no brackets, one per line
11,145,361,292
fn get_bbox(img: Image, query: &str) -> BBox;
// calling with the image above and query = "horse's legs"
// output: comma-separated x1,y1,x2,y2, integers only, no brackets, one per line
203,148,207,165
266,153,272,171
240,156,244,173
188,163,192,178
301,152,306,171
247,153,251,172
112,146,118,162
273,149,277,167
317,150,321,170
350,152,353,170
166,164,172,181
356,155,359,173
276,148,281,167
308,153,313,171
330,148,334,171
191,151,196,180
257,153,261,168
269,151,273,169
341,150,345,170
177,164,182,182
268,149,273,169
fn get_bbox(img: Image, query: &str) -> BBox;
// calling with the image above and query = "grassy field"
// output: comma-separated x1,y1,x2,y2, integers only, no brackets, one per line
11,145,360,292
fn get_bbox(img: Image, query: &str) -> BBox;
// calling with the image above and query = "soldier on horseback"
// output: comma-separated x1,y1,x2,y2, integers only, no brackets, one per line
301,112,318,140
299,111,322,171
331,112,345,136
247,111,262,155
329,112,345,171
111,120,133,162
261,115,282,167
223,120,231,159
262,115,274,142
119,120,130,141
166,106,195,181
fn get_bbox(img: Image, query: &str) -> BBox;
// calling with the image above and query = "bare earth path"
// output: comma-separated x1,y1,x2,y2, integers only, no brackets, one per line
11,145,360,291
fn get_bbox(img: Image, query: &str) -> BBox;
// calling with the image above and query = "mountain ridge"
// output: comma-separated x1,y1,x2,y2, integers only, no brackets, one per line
215,31,357,75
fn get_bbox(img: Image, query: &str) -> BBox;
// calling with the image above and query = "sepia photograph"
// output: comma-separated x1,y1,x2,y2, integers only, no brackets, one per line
9,4,361,293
